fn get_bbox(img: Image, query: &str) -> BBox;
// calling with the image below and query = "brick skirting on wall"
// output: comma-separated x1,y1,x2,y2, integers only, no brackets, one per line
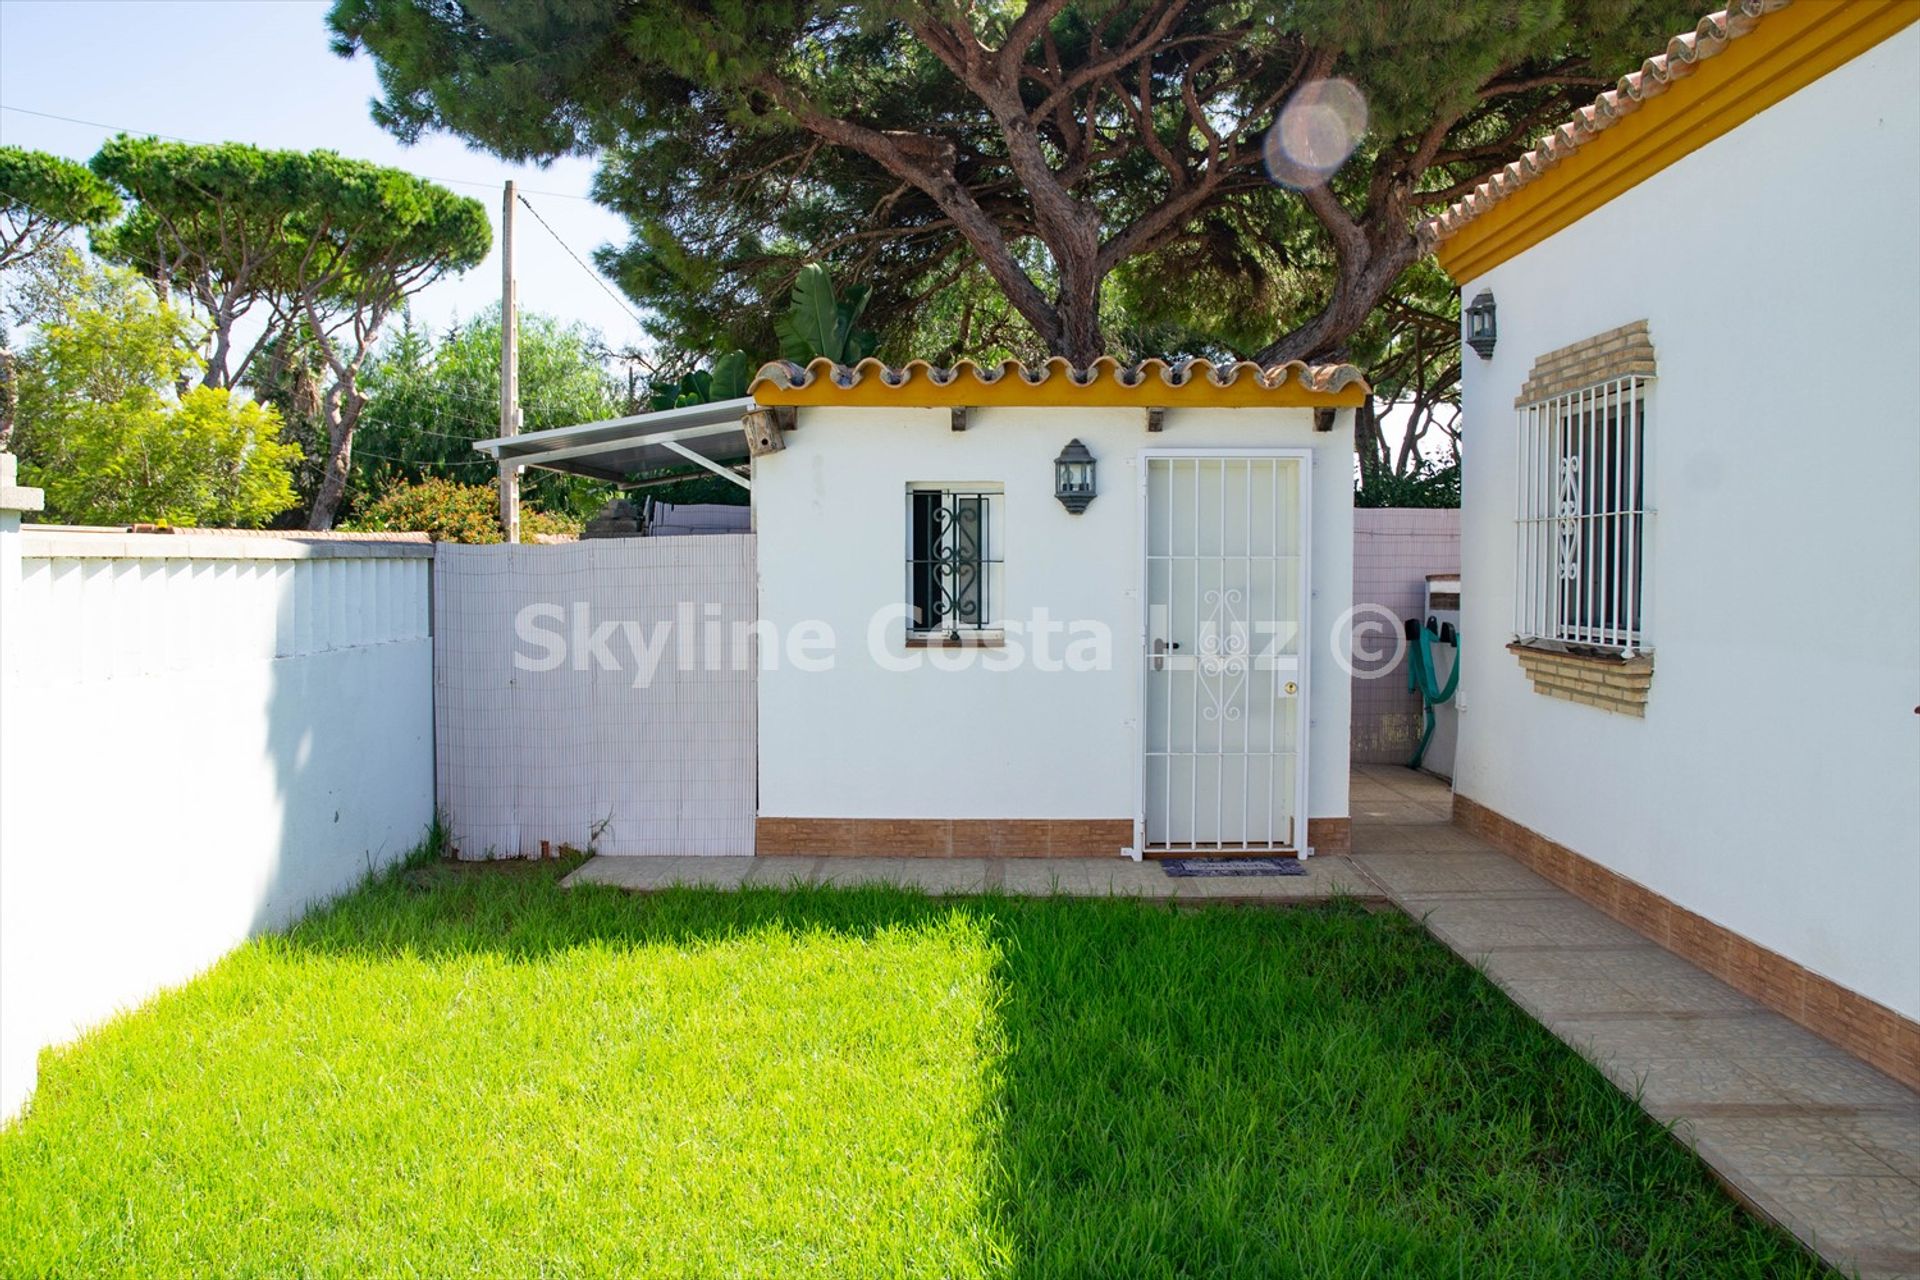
757,816,1354,858
757,818,1135,858
1454,793,1920,1090
1307,818,1352,855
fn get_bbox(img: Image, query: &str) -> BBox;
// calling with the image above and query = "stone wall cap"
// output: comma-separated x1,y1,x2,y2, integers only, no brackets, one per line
0,453,45,514
0,485,45,515
19,525,435,561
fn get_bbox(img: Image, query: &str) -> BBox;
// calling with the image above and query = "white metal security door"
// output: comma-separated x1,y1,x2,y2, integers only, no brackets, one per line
1142,452,1310,853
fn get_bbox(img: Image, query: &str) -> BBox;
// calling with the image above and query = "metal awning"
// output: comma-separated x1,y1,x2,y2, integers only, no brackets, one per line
472,397,756,488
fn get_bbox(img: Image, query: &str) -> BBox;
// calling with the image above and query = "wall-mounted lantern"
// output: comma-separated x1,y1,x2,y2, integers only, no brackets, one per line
1466,290,1497,359
1054,438,1096,513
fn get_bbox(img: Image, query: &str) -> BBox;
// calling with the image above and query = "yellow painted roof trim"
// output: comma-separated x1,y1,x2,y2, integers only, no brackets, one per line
748,356,1369,409
1435,0,1919,283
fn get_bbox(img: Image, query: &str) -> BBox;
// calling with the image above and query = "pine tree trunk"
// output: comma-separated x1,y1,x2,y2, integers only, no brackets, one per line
1054,262,1106,366
305,382,366,531
1254,218,1423,367
0,339,16,453
1355,398,1386,485
306,431,352,531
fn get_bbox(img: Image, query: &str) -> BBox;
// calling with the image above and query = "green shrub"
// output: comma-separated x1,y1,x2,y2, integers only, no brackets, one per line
1355,460,1460,509
12,259,301,528
342,476,580,543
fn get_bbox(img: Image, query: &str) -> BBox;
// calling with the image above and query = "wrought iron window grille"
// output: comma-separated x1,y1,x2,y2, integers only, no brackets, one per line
907,488,1003,636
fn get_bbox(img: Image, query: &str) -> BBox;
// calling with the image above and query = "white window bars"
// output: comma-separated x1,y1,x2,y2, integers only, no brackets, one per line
1515,376,1648,656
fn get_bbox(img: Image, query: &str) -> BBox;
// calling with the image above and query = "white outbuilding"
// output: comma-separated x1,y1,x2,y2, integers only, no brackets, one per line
743,356,1367,860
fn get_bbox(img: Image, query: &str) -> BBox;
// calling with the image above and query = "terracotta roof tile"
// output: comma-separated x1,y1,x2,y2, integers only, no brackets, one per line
1423,0,1790,248
748,355,1368,400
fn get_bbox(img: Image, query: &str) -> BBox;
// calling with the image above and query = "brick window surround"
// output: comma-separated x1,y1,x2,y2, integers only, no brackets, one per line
1514,320,1656,407
1509,643,1653,717
1511,320,1657,714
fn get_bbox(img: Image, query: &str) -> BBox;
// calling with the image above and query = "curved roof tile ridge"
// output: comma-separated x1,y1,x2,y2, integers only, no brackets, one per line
1424,0,1789,246
748,355,1368,400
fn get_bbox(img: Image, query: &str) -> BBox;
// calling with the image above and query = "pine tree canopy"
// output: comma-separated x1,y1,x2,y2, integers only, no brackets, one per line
0,146,122,271
328,0,1699,365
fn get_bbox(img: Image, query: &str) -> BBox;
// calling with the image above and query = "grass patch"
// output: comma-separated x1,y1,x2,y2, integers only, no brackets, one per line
0,862,1825,1277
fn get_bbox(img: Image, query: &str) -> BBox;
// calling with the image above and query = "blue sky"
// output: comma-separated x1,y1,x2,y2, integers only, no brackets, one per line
0,0,649,357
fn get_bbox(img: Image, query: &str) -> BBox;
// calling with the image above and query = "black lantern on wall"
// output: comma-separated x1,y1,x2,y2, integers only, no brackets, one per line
1466,290,1497,359
1054,438,1096,513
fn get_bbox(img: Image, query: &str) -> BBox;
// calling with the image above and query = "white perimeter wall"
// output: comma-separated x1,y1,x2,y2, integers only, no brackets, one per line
754,405,1353,837
1454,28,1920,1018
0,529,434,1120
433,536,757,858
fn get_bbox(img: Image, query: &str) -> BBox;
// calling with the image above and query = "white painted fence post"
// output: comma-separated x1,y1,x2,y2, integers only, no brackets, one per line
0,452,45,1117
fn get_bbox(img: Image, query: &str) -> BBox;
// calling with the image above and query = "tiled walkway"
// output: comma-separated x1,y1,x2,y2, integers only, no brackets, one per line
566,770,1920,1276
565,848,1378,902
1349,764,1920,1280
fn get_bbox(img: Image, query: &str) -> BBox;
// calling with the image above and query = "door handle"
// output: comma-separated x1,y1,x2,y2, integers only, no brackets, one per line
1151,638,1181,670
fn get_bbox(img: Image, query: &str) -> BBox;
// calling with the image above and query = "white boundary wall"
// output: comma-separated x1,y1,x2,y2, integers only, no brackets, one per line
1351,508,1460,766
1453,29,1920,1020
0,523,435,1120
433,536,756,858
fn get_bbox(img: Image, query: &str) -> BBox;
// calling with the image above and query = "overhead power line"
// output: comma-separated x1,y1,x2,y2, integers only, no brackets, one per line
515,191,655,370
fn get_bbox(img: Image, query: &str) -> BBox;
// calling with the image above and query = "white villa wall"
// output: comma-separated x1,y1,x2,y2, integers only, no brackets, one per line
754,405,1353,842
1453,27,1920,1019
0,530,434,1120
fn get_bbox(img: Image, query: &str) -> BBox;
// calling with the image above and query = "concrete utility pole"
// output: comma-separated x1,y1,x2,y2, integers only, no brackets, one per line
499,180,522,544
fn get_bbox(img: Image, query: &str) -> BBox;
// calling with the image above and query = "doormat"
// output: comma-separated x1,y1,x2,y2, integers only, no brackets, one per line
1159,857,1306,878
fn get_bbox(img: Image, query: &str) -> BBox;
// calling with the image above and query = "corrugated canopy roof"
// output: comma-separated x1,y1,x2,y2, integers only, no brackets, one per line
472,397,755,484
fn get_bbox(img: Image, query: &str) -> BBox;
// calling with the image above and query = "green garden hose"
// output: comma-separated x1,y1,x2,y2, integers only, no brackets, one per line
1406,623,1461,772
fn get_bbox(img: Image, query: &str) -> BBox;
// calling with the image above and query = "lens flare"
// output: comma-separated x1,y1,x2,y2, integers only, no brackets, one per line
1262,78,1368,189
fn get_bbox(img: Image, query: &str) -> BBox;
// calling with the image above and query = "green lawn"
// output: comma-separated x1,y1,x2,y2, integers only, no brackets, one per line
0,857,1824,1278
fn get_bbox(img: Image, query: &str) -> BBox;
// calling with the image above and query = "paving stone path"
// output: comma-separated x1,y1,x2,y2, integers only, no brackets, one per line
1349,765,1920,1280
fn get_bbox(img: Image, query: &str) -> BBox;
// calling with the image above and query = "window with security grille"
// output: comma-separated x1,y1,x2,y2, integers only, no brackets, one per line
907,487,1002,634
1515,377,1648,655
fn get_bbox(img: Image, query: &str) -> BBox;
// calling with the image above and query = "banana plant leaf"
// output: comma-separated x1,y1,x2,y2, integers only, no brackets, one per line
774,264,877,364
647,349,753,410
835,283,877,363
776,263,841,364
708,350,751,400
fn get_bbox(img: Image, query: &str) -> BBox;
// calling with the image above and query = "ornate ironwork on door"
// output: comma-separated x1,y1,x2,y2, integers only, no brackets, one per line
1196,586,1250,724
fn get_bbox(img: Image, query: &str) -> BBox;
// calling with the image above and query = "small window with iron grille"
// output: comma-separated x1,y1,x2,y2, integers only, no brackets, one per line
1515,377,1649,656
907,486,1003,636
